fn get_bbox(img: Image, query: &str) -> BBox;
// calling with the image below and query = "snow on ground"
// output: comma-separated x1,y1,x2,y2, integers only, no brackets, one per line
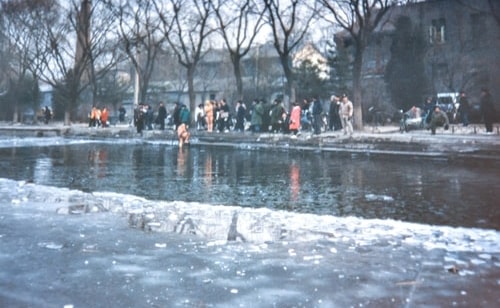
1,178,499,307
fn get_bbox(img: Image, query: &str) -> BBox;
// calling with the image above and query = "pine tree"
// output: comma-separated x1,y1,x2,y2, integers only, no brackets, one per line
326,39,352,97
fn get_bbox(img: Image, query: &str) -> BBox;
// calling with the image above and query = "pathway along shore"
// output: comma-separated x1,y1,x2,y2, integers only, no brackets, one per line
1,122,499,161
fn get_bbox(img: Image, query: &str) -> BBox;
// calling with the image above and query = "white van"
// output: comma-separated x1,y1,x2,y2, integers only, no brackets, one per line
436,92,459,121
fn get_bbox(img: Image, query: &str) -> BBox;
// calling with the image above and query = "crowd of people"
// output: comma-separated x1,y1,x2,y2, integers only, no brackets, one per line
123,95,356,146
186,94,355,138
401,87,496,135
89,87,495,147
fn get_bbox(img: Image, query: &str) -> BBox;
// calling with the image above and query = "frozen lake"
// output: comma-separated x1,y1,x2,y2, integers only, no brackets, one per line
0,137,498,230
0,137,499,307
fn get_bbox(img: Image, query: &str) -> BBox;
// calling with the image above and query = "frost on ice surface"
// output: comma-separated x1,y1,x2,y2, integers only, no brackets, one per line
1,173,499,308
1,178,499,256
38,242,64,250
365,193,394,202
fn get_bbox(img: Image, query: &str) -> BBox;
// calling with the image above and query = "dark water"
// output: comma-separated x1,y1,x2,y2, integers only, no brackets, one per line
1,142,498,230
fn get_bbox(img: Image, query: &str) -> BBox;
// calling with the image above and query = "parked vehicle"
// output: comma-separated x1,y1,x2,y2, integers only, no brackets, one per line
435,92,459,123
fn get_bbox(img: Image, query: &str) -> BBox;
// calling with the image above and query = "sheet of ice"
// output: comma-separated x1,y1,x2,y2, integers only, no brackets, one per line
1,177,499,307
1,178,498,254
0,136,148,149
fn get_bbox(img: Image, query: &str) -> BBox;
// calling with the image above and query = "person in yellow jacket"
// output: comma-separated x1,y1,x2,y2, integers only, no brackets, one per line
89,106,98,127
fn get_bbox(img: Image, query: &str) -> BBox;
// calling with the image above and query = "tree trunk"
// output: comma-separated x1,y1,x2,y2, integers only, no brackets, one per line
281,55,295,107
187,65,196,125
64,110,71,126
352,47,364,130
232,58,244,100
12,104,19,123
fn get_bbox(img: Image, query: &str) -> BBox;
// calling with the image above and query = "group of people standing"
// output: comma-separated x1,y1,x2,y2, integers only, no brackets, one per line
198,99,239,133
89,106,109,128
460,87,496,133
403,87,496,135
288,94,354,137
133,102,168,134
330,94,354,136
456,88,495,132
192,94,356,137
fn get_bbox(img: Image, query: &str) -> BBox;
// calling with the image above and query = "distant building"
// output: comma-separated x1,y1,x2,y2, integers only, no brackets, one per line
39,84,53,109
293,43,329,80
148,42,284,106
335,0,500,110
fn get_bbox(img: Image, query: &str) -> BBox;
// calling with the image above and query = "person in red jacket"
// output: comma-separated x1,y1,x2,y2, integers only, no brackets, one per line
289,102,301,137
100,107,109,127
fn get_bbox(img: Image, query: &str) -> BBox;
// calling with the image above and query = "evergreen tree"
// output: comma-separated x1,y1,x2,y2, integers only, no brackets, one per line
326,39,352,97
0,74,39,122
385,16,428,111
295,59,328,101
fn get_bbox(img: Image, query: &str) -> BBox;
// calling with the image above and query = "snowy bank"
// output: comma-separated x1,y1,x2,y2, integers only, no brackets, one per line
2,178,498,254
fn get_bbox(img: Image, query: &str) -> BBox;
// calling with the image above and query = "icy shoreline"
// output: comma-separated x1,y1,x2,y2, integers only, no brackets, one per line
3,178,498,254
2,122,500,161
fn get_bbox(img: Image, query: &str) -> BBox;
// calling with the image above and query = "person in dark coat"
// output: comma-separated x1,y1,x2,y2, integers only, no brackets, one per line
422,97,435,126
329,95,342,131
44,106,52,124
457,91,470,127
234,100,246,132
480,88,496,133
134,103,145,134
269,99,285,133
218,99,230,132
156,102,167,130
250,100,264,133
172,102,181,130
429,106,450,135
312,96,323,135
118,105,126,123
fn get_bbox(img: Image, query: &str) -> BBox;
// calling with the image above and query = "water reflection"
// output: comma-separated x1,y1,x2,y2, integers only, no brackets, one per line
34,157,52,183
204,152,213,187
88,148,107,178
176,148,188,177
290,163,300,205
0,143,498,229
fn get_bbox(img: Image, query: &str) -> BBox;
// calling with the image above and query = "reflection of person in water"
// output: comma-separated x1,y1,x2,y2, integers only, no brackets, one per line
290,163,300,205
87,148,107,178
204,153,213,186
176,147,187,177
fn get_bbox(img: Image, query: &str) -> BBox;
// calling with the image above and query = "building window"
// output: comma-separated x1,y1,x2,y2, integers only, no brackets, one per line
429,18,446,44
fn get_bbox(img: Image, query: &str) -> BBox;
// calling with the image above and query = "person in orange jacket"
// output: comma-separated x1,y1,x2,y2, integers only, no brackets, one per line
101,107,109,127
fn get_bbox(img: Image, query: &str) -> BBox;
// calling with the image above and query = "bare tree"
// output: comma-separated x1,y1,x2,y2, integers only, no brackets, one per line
24,0,124,124
211,0,266,100
72,0,124,109
113,0,165,104
318,0,398,129
0,0,55,122
156,0,215,117
263,0,316,105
